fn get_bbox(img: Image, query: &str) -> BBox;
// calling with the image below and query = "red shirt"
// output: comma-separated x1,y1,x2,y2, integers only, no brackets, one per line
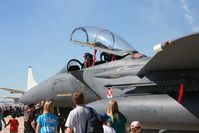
8,118,19,132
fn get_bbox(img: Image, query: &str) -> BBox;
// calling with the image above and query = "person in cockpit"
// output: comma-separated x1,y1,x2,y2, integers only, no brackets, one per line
100,52,127,62
83,53,93,68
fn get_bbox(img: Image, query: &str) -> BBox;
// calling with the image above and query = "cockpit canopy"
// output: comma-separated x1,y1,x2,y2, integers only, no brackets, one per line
59,26,144,73
70,26,137,56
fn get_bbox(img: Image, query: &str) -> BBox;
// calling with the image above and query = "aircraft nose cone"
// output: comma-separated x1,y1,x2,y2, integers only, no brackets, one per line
19,89,37,104
19,75,56,105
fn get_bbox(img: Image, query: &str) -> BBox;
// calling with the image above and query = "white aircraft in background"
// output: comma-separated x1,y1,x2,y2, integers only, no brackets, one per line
0,66,38,99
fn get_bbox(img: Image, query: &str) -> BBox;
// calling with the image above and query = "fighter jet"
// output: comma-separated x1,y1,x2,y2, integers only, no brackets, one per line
5,26,199,132
67,26,199,132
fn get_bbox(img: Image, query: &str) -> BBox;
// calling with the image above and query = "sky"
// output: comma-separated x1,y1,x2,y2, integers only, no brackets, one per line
0,0,199,97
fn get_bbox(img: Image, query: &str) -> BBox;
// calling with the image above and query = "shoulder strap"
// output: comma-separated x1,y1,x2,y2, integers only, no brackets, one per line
88,107,94,114
84,106,94,114
83,106,90,133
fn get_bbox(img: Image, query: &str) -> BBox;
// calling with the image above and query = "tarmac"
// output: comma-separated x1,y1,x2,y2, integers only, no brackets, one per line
1,116,24,133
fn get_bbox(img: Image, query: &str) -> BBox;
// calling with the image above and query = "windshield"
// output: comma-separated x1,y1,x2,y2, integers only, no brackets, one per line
58,59,83,73
70,26,136,56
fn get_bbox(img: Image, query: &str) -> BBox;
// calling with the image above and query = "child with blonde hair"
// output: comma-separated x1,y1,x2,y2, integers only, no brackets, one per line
36,100,58,133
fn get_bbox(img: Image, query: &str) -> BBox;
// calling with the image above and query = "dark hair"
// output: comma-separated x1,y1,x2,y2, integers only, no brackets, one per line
73,92,84,105
28,103,34,108
12,113,16,118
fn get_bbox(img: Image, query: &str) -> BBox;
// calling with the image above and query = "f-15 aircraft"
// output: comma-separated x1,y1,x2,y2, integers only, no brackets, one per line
6,26,199,132
67,26,199,132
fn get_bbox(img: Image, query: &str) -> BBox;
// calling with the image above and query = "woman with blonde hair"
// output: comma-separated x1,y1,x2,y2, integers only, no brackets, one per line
107,99,127,133
36,100,58,133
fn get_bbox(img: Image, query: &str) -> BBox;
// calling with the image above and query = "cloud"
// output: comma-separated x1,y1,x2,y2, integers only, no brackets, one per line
181,0,199,32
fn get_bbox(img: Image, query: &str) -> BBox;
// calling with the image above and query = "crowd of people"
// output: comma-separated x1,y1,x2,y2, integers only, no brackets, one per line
65,92,141,133
0,106,23,118
0,92,142,133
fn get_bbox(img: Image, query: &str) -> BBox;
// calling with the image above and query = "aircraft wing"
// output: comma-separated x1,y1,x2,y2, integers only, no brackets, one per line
137,32,199,77
0,87,25,94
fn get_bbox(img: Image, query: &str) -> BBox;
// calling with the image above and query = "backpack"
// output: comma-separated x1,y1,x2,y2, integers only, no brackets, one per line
85,107,103,133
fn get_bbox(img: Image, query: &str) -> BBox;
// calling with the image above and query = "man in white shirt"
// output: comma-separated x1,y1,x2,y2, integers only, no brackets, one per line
65,92,90,133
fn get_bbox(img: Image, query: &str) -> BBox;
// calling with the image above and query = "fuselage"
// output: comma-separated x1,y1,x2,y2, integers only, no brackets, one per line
76,55,151,98
71,55,199,131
